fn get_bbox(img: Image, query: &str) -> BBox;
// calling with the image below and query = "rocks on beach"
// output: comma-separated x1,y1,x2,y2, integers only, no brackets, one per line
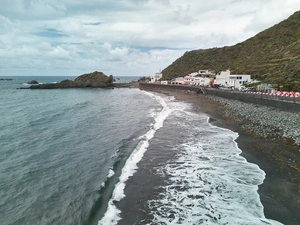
206,95,300,145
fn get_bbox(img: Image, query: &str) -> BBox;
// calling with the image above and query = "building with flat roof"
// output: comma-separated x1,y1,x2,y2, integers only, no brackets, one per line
215,70,251,89
150,72,163,83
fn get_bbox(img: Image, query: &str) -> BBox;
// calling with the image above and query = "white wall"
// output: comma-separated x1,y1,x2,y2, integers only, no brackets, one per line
228,75,251,88
150,72,163,83
215,71,252,88
215,71,230,85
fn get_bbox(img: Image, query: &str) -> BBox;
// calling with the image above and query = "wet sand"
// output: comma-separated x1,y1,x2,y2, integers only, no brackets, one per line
148,88,300,224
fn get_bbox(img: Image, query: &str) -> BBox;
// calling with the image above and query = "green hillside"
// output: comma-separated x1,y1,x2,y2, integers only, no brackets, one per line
161,10,300,91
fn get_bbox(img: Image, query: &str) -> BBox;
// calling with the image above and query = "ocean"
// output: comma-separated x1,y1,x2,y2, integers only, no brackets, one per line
0,76,282,225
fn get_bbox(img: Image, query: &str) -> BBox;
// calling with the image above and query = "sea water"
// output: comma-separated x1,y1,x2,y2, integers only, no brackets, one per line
0,76,156,225
0,77,282,225
98,92,283,225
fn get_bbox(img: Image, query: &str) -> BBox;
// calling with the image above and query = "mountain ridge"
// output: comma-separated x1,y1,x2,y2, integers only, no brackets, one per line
161,10,300,91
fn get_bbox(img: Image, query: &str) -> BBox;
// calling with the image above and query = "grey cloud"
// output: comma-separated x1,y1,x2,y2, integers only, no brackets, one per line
32,28,68,38
84,22,102,26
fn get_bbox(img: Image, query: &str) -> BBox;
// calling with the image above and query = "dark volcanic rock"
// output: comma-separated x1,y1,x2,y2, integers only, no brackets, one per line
29,79,78,89
28,80,39,84
0,78,13,81
28,71,114,89
74,71,113,87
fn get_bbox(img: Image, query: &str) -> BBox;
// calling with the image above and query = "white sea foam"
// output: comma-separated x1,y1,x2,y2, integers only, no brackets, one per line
146,98,283,225
101,168,116,188
107,169,115,179
98,92,172,225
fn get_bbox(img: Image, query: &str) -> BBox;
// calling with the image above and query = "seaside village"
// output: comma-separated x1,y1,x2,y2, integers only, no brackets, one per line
149,70,300,98
151,69,259,91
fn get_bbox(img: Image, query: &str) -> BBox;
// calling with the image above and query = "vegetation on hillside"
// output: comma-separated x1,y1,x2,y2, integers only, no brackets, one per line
162,11,300,91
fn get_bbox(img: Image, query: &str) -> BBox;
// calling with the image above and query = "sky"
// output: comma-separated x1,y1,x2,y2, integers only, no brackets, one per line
0,0,299,77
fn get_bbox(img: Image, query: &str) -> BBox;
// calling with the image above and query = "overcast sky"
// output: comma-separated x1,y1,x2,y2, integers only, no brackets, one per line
0,0,299,77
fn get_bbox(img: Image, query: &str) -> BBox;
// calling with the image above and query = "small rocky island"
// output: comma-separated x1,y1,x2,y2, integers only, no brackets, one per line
29,71,114,89
0,78,13,81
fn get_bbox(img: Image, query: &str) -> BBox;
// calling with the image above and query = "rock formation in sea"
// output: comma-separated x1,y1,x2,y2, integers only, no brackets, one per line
75,71,113,85
28,80,39,84
29,71,114,89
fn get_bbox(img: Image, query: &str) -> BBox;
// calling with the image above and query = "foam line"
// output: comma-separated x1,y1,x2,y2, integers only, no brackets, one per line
98,92,171,225
145,99,282,225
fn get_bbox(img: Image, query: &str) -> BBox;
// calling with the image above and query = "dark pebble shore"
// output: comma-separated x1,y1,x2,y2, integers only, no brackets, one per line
143,87,300,225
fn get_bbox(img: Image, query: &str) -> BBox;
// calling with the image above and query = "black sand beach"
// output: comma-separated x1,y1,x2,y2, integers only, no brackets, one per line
141,88,300,225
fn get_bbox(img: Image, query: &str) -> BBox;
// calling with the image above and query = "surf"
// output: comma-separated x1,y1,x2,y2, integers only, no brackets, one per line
98,92,172,225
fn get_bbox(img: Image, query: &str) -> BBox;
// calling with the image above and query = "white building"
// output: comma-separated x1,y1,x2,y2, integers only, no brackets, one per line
150,72,163,83
188,70,215,78
171,77,185,85
198,70,215,77
188,72,199,77
215,70,231,85
199,77,212,86
184,76,197,84
183,76,211,86
215,70,251,89
160,81,169,85
228,74,251,89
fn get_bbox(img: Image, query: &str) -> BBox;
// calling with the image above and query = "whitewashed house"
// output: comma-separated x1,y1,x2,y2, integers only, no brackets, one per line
199,77,212,86
183,76,211,86
215,70,251,89
215,70,231,85
198,70,215,77
188,72,199,77
188,70,215,78
228,74,251,89
160,81,169,85
183,76,197,84
150,72,163,83
171,77,185,85
182,70,215,86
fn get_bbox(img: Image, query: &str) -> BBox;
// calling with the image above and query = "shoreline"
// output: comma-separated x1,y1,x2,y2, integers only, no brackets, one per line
142,87,300,224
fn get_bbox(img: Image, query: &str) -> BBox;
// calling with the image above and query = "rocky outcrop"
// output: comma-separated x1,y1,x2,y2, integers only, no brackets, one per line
28,80,39,84
29,79,79,89
75,71,113,85
28,71,114,89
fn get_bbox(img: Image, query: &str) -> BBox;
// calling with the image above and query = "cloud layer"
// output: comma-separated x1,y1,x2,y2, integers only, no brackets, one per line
0,0,299,76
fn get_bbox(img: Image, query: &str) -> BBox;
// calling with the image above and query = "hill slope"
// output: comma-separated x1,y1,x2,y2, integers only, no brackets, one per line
162,11,300,91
